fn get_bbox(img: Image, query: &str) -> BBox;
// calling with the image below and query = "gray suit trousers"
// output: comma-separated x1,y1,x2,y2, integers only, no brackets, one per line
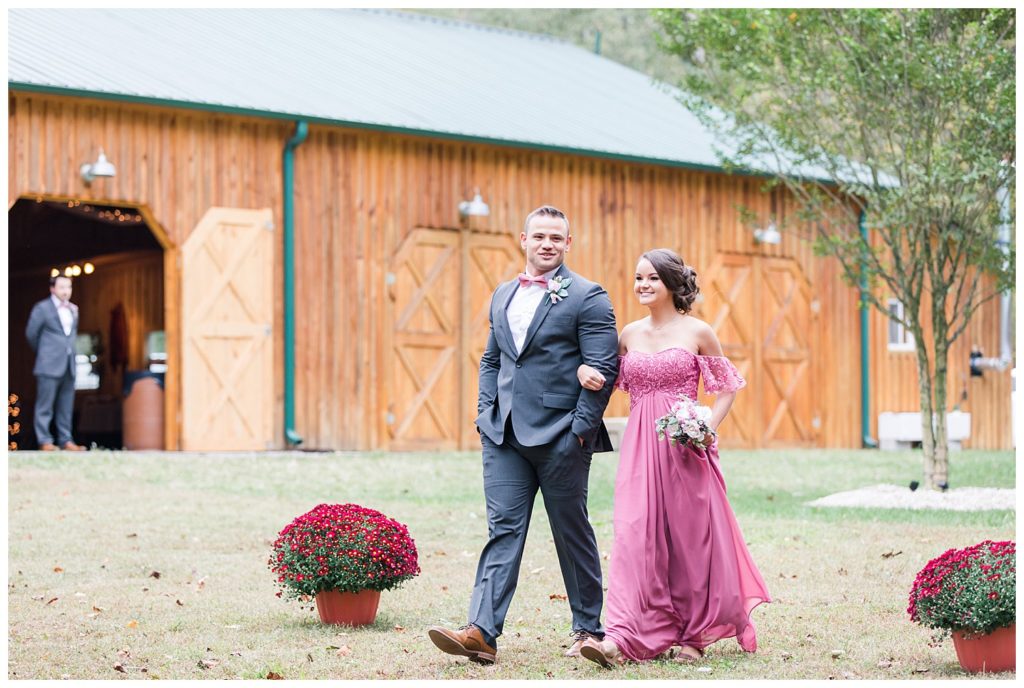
468,420,604,647
34,373,76,446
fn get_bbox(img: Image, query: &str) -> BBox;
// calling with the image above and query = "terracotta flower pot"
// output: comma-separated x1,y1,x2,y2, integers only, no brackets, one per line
952,624,1015,673
314,589,381,626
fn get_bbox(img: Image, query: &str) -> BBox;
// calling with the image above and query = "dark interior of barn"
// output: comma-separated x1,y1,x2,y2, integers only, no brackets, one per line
8,198,166,450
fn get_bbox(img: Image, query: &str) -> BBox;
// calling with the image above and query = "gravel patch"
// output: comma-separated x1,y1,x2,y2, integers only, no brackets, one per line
808,484,1016,512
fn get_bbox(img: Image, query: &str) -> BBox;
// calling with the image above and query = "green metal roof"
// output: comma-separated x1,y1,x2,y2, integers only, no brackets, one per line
8,8,834,178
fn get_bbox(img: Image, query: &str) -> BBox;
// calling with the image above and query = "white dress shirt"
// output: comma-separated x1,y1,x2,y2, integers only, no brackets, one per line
506,266,559,354
51,294,74,337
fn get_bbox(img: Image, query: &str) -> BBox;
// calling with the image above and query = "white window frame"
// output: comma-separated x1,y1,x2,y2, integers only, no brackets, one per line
886,298,916,352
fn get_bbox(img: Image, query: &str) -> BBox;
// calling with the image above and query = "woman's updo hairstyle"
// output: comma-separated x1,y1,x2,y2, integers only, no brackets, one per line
641,248,699,313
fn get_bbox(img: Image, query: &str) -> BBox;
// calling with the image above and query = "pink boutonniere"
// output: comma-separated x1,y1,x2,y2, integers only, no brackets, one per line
545,276,572,304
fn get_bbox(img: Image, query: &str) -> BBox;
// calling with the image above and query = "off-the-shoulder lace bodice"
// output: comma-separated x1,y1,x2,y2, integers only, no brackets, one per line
615,348,746,408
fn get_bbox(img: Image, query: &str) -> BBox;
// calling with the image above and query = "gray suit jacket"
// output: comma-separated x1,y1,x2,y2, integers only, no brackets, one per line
26,297,78,378
475,264,619,451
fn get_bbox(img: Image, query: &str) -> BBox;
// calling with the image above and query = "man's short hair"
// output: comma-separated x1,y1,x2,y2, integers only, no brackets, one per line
49,274,71,288
523,205,570,234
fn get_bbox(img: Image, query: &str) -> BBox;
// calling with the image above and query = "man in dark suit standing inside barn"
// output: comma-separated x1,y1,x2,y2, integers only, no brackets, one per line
25,275,86,451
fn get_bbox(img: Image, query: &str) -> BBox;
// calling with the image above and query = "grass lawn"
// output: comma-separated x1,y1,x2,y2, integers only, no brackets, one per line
7,448,1015,680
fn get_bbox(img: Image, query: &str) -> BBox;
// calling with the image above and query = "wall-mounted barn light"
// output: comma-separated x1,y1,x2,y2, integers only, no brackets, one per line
459,189,490,218
80,148,116,185
753,221,781,245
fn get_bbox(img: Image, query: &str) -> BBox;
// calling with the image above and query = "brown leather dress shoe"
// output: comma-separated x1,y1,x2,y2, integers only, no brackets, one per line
565,629,600,657
39,443,59,452
427,624,496,664
62,441,86,451
580,636,623,669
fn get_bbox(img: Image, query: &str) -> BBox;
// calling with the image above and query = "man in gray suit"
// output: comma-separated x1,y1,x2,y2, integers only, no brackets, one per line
25,275,85,451
429,205,619,664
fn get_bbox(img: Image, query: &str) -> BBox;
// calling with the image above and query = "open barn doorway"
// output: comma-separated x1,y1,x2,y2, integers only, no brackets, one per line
8,196,177,451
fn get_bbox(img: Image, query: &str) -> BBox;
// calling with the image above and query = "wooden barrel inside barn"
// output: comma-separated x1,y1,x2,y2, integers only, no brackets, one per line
123,374,164,450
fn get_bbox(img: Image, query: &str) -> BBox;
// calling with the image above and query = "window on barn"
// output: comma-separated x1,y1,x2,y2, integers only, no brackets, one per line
886,298,915,351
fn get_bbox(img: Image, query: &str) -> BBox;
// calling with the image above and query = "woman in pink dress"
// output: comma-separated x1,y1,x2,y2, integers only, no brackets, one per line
575,248,770,668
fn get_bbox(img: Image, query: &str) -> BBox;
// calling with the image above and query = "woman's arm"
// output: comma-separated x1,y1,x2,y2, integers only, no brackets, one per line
697,323,737,439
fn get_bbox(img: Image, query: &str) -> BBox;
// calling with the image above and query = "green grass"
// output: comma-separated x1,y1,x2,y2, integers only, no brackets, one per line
7,448,1015,679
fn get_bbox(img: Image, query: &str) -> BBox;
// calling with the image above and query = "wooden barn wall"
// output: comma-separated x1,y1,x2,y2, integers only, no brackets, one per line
292,126,864,449
9,91,1011,450
868,266,1012,450
8,92,290,448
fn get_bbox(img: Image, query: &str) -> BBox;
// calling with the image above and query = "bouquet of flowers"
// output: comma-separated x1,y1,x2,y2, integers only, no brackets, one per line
907,539,1015,641
268,503,421,601
655,394,716,450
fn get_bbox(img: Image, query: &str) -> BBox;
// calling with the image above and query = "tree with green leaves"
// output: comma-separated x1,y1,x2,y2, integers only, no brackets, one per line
654,8,1015,489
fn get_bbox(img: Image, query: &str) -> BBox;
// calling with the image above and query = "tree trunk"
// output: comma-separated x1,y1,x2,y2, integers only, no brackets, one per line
931,342,950,489
914,346,939,489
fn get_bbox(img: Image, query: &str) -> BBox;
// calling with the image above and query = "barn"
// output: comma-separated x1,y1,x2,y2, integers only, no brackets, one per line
7,8,1012,451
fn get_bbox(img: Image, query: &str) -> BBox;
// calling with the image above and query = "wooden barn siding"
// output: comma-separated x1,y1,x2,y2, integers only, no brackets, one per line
10,91,1009,450
291,124,863,449
8,92,290,448
868,267,1012,450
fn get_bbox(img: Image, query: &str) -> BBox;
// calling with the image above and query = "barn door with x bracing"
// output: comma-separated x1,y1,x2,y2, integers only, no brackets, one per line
181,207,274,451
387,228,521,451
696,253,818,448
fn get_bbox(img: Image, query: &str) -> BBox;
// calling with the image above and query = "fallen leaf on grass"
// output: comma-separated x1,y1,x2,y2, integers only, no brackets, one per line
195,578,206,592
197,658,220,669
877,659,892,669
911,668,929,674
306,653,313,663
394,625,406,632
831,650,844,659
530,567,545,575
31,595,44,601
781,652,793,661
117,648,131,660
230,651,243,657
176,600,185,606
149,571,161,579
126,620,138,629
881,550,903,559
126,533,137,538
696,667,713,673
113,664,126,673
46,597,59,605
335,645,352,657
434,550,447,556
53,567,64,573
266,671,283,679
549,593,568,601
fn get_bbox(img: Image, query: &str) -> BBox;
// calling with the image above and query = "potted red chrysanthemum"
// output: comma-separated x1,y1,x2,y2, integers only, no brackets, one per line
268,503,421,625
907,539,1015,673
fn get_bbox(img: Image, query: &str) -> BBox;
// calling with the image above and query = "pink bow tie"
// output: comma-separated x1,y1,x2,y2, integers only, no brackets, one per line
517,273,548,288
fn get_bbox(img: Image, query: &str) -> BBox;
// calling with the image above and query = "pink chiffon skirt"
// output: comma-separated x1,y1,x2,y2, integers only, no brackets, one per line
603,392,771,661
